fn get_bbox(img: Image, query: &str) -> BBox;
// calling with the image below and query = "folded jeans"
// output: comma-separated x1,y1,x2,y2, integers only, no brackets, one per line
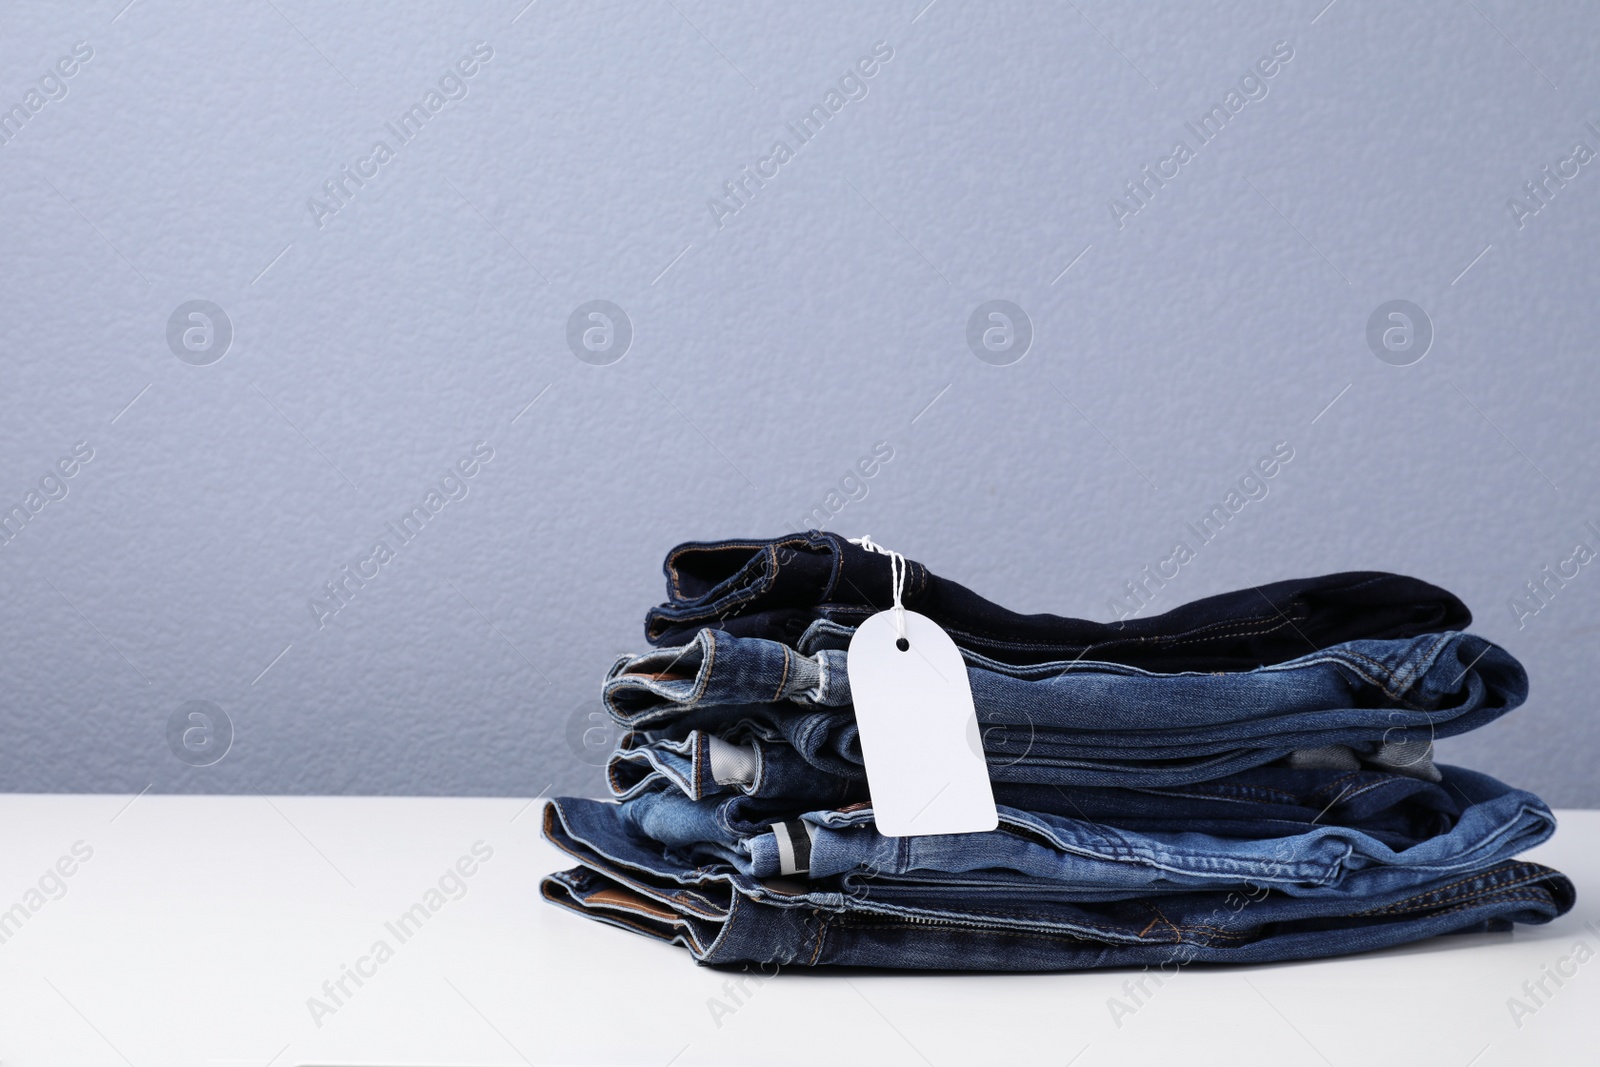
540,798,1573,970
645,533,1472,672
607,766,1554,902
607,731,1460,849
603,627,1523,788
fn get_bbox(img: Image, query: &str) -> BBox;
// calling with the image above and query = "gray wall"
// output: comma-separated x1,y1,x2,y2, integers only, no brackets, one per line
2,1,1597,804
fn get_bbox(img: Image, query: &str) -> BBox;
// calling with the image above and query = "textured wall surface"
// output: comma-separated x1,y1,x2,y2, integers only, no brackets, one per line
1,1,1596,803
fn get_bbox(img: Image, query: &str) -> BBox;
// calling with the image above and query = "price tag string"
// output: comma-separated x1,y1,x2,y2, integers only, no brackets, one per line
849,535,908,649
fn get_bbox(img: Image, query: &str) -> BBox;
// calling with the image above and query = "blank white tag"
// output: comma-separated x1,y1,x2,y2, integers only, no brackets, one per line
846,609,998,837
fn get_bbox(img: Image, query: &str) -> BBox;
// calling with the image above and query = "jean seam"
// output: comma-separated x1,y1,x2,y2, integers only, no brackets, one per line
841,902,1163,941
1348,891,1553,927
747,740,767,797
1354,864,1550,916
551,893,677,942
1307,649,1430,711
1141,903,1181,939
694,631,717,706
1386,631,1458,698
693,732,708,801
1308,770,1382,805
808,910,830,965
940,612,1305,657
820,533,844,602
1327,634,1456,707
775,645,792,703
664,538,780,600
830,922,1105,947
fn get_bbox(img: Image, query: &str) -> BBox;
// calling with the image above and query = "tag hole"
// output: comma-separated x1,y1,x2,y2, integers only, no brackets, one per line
895,637,910,652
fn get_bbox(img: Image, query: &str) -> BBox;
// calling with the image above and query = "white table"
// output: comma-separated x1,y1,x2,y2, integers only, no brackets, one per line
0,795,1591,1066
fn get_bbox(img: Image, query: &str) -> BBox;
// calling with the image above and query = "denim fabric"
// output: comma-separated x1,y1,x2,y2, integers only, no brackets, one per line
604,766,1553,901
645,532,1472,671
607,732,1460,848
602,628,1524,788
540,798,1574,970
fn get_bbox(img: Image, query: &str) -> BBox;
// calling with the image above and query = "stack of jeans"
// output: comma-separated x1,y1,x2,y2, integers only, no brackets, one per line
542,532,1573,969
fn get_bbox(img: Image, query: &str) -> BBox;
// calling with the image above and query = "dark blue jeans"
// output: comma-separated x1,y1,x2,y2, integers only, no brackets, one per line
645,532,1472,671
540,798,1573,970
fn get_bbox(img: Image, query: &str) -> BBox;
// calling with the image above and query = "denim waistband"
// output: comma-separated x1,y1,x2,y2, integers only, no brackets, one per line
645,533,1472,672
540,798,1573,970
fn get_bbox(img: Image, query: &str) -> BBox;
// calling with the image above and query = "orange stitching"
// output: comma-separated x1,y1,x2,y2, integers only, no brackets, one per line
1145,903,1181,940
809,912,828,965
